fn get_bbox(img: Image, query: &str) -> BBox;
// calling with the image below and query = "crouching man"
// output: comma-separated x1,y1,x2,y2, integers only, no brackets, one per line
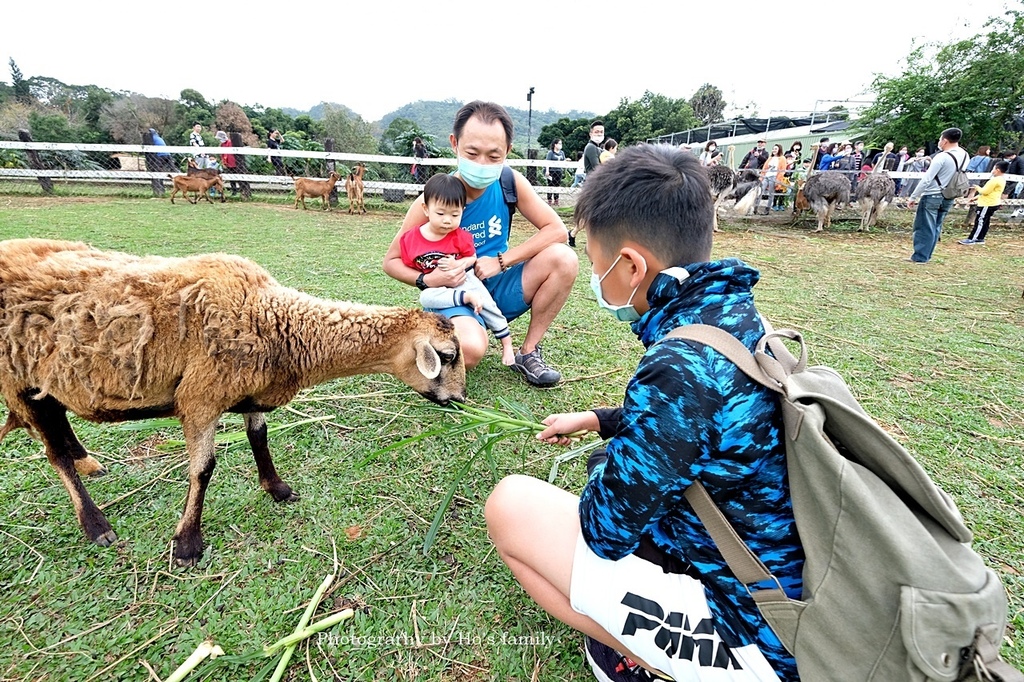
485,144,804,681
383,101,577,386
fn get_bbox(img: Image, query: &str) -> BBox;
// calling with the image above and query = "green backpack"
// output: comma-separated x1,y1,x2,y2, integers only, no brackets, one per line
667,324,1021,682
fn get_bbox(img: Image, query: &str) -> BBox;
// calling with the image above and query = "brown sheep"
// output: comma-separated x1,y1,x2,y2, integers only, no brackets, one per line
293,171,341,211
170,174,226,204
0,239,466,566
347,163,366,214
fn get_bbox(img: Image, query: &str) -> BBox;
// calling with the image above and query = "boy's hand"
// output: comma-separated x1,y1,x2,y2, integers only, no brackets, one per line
537,412,599,446
436,255,456,272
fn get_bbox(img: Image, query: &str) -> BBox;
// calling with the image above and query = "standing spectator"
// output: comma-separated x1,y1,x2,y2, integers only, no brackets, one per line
966,145,993,176
787,141,803,165
760,144,788,212
818,143,850,171
267,129,286,176
849,141,865,196
740,139,769,170
1004,149,1024,199
188,123,208,169
699,140,719,166
811,136,830,170
544,138,566,206
583,121,605,176
216,130,238,196
149,128,176,172
899,149,931,199
893,145,911,196
599,138,618,164
412,136,428,184
907,127,969,263
960,159,1008,245
570,154,586,189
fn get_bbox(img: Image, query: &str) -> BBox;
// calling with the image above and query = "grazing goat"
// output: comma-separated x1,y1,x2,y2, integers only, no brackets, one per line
0,239,466,566
294,171,341,211
347,163,366,215
855,172,896,232
802,171,851,232
170,174,225,204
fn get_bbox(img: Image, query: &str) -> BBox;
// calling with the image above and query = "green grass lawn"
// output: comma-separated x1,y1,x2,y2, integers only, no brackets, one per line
0,194,1022,681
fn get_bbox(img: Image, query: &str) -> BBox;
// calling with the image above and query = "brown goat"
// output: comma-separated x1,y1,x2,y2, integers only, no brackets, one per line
170,174,225,204
0,239,466,566
186,158,220,180
293,171,341,210
347,163,366,214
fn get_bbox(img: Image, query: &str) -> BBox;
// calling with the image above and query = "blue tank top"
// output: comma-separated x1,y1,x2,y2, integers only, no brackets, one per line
459,174,510,259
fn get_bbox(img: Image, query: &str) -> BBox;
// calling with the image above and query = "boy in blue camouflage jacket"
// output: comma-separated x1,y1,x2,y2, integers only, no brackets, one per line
485,144,804,682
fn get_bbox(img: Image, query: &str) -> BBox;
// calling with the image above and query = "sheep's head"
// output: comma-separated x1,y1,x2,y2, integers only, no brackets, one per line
392,313,466,406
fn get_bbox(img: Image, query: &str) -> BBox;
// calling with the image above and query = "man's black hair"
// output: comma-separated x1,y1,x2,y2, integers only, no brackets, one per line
941,127,963,144
590,120,604,130
423,173,467,208
574,144,712,266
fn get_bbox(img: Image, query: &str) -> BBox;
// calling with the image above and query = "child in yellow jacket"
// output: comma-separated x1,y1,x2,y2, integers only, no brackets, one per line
960,159,1008,244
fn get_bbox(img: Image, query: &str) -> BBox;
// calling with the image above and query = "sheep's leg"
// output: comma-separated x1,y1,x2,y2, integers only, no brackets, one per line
245,412,299,503
172,418,218,566
23,393,116,546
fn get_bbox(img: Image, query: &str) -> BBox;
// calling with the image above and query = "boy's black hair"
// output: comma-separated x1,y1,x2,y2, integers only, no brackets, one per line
994,160,1010,173
423,174,467,208
574,144,712,266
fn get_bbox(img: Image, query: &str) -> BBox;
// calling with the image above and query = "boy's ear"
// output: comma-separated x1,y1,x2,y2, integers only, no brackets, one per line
620,246,653,288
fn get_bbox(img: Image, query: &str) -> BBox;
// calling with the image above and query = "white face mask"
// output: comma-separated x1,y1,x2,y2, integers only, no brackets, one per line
589,254,645,322
591,134,605,145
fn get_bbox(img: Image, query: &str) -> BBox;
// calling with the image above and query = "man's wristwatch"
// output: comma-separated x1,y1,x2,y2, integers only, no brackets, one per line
415,273,428,290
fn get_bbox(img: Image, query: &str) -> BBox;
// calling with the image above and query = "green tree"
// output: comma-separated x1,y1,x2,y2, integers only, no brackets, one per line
689,83,726,125
538,117,592,158
9,59,31,104
320,105,377,154
29,110,76,142
858,9,1024,151
605,91,697,145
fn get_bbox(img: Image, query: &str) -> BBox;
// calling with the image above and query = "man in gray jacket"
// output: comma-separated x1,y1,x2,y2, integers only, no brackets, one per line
907,128,969,263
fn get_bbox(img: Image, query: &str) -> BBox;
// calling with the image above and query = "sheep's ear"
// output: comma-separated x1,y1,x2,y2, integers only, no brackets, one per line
415,340,441,380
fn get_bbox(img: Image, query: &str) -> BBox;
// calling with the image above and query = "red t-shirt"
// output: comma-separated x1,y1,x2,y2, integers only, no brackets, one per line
399,226,476,273
219,140,236,168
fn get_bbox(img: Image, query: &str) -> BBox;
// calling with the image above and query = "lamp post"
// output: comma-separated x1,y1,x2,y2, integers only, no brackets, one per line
527,87,535,156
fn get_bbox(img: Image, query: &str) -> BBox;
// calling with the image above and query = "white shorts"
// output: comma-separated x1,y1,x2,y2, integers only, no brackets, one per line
569,533,782,682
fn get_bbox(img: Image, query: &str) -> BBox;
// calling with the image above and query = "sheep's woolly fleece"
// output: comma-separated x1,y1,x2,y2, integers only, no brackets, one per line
0,239,452,420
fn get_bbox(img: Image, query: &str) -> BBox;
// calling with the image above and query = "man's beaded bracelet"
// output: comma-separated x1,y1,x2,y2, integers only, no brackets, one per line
497,252,507,272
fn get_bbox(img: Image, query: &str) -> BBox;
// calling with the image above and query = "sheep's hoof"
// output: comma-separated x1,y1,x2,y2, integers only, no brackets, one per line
172,536,203,567
93,529,118,547
75,455,107,477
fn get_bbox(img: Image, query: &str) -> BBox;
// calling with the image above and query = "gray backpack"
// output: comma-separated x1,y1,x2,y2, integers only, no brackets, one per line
667,324,1021,682
941,150,971,199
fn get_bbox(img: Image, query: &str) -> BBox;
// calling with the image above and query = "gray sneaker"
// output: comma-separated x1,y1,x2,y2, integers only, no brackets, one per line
512,345,561,386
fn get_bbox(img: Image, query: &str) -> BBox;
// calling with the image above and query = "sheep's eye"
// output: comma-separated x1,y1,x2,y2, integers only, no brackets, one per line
438,350,456,365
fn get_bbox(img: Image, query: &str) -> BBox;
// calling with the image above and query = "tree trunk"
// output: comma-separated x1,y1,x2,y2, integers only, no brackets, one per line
18,129,53,194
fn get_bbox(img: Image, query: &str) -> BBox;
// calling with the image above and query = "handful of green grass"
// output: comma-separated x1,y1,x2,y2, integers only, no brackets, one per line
365,398,604,553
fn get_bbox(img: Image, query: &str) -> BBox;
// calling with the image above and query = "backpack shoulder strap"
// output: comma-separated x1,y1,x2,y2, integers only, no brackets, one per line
499,165,517,224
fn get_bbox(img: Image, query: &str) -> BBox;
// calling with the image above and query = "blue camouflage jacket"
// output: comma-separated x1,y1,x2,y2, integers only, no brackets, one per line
579,259,803,679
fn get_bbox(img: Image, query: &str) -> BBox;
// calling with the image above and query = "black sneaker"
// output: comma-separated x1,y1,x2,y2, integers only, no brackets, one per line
584,637,670,681
512,345,561,386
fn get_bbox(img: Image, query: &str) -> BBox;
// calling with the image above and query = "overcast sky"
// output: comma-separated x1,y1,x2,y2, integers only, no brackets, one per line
5,0,1014,123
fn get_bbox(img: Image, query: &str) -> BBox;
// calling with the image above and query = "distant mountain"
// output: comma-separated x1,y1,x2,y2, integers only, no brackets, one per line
286,99,598,151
